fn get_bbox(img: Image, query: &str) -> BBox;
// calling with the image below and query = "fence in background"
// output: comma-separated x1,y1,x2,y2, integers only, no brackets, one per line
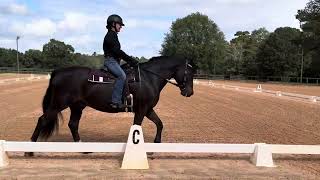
194,74,320,85
0,67,52,74
193,80,319,103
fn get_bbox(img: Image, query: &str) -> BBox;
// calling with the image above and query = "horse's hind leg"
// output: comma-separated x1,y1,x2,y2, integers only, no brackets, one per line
25,115,45,157
30,114,45,142
26,110,61,157
146,109,163,143
68,103,85,142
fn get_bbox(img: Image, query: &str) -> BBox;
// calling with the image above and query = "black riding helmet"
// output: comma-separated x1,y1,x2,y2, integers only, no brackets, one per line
106,14,124,29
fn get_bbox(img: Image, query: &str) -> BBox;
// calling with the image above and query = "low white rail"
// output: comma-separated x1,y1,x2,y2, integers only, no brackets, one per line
2,141,255,153
194,79,319,103
0,74,50,84
2,140,320,169
4,141,319,155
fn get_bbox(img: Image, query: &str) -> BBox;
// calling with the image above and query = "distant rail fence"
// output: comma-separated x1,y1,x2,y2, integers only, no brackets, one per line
1,68,319,85
194,74,320,85
0,67,52,74
194,80,320,103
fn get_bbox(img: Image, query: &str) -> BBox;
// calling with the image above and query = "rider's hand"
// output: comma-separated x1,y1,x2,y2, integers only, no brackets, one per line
130,59,139,67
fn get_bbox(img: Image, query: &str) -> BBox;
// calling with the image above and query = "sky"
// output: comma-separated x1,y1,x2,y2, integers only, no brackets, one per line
0,0,309,58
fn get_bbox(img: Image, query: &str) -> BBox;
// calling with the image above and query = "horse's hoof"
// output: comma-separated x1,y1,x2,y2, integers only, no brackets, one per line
148,152,155,160
24,152,34,157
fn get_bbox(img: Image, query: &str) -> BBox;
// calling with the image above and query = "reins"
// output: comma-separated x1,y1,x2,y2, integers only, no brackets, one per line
136,59,190,89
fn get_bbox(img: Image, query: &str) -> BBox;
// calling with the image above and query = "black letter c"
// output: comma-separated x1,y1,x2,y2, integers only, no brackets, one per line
132,130,140,144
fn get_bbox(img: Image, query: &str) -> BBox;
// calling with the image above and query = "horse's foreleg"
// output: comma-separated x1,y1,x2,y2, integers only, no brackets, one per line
146,109,163,143
133,108,147,126
68,104,85,142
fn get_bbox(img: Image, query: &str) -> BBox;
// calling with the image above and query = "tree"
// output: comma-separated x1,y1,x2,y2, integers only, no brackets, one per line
0,48,20,67
227,28,269,76
160,12,227,74
251,28,270,44
73,53,104,68
138,56,149,63
256,27,303,77
42,39,75,68
296,0,320,77
22,49,43,68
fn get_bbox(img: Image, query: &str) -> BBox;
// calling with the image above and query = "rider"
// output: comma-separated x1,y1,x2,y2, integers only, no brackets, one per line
103,14,138,109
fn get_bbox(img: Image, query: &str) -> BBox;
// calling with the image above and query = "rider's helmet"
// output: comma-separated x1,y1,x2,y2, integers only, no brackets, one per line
106,14,124,29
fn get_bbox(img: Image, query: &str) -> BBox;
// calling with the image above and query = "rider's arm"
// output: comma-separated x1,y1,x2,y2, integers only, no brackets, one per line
105,32,138,65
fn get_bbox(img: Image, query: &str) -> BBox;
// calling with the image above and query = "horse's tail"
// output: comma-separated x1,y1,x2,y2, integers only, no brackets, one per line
39,70,63,140
42,71,54,113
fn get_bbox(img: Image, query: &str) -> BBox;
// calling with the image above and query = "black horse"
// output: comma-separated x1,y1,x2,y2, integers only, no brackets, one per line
28,56,194,148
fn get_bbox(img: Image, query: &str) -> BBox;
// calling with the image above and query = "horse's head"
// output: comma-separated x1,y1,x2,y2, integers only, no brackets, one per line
173,60,194,97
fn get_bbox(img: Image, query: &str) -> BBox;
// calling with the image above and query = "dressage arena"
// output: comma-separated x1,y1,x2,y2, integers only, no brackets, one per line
0,73,320,179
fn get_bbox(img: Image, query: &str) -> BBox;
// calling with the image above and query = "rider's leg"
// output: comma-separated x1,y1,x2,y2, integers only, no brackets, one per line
104,58,126,107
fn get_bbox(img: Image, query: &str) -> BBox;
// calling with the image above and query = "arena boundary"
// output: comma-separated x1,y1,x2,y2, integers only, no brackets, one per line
194,79,319,103
0,74,50,84
1,125,320,169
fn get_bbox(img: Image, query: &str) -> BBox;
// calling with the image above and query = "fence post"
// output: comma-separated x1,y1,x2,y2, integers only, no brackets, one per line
254,84,262,92
0,140,9,168
121,125,149,169
251,143,275,167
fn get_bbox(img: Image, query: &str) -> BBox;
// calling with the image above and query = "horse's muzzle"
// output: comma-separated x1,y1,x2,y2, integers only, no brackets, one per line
181,89,194,97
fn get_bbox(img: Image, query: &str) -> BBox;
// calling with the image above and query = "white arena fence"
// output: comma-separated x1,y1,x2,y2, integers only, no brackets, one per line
0,74,50,84
193,79,319,103
1,125,320,169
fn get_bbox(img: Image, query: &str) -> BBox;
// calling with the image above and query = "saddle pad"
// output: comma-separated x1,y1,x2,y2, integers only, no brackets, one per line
88,69,115,84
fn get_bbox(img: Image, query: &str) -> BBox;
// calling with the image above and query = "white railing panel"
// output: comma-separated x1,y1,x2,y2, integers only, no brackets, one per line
271,145,320,154
4,142,126,153
145,143,255,153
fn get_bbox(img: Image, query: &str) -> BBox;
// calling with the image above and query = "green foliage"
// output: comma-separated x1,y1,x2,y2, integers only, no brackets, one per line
296,0,320,36
0,39,104,69
74,53,104,68
0,48,20,67
160,12,227,74
22,49,43,68
256,27,304,77
226,28,269,76
138,56,149,63
296,0,320,77
42,39,75,68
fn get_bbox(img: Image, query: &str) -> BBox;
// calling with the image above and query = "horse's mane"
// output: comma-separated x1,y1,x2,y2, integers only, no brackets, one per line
142,55,185,67
143,56,169,64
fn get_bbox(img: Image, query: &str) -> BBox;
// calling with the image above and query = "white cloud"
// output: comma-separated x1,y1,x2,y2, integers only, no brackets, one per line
10,19,57,37
126,18,171,30
65,34,94,46
215,0,260,4
58,12,94,32
0,3,28,15
0,38,15,49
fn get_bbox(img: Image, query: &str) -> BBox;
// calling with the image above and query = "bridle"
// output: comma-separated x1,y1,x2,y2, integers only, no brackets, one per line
179,60,191,91
137,60,192,90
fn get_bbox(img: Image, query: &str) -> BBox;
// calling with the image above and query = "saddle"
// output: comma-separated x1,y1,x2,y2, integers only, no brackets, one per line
87,64,138,112
88,64,137,84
